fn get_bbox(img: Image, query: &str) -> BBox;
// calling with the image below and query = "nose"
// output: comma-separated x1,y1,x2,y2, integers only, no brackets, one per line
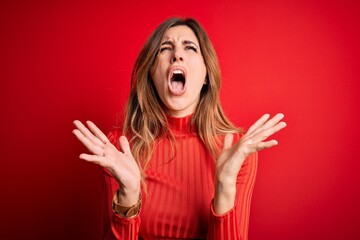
171,48,183,63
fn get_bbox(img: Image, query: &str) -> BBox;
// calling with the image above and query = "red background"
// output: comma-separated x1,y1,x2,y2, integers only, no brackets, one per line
1,0,359,239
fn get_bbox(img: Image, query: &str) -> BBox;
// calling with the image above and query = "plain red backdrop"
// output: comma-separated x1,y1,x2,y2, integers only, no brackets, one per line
1,0,359,239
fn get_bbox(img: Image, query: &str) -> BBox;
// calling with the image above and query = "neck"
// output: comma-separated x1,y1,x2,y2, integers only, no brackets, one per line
166,114,195,136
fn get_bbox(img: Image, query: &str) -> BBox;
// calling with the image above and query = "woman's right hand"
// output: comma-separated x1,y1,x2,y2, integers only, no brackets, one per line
72,120,141,206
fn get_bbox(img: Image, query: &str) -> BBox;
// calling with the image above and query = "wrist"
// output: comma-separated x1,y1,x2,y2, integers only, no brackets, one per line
215,170,237,188
118,184,141,207
113,189,141,218
214,181,236,215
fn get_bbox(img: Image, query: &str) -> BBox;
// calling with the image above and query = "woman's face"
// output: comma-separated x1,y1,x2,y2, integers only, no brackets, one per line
150,25,207,117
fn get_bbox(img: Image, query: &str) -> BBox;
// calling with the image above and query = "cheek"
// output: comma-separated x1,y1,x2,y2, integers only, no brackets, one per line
195,61,207,84
202,64,207,83
151,59,167,81
152,69,166,87
151,69,167,95
189,55,207,80
150,64,161,84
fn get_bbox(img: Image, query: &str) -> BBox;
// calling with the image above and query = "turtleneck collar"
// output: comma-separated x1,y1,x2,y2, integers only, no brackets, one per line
167,114,196,136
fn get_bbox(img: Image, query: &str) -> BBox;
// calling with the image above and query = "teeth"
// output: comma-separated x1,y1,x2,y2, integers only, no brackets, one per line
172,69,183,75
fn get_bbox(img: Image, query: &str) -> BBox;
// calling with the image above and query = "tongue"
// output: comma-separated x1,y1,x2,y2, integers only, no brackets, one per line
171,80,184,92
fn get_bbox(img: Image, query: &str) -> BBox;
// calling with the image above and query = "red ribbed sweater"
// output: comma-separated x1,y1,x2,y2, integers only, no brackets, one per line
101,114,258,239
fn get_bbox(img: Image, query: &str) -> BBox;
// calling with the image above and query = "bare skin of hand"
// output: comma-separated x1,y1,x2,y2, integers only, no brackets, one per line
214,113,287,214
72,120,141,206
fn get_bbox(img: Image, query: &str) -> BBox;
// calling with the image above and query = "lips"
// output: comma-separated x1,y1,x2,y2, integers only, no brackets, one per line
168,66,187,96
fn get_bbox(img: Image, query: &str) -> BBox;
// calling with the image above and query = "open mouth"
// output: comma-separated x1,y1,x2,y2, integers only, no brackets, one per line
169,68,186,95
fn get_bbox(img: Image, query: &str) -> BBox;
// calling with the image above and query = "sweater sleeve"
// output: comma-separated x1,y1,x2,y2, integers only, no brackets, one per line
207,152,258,240
101,130,141,240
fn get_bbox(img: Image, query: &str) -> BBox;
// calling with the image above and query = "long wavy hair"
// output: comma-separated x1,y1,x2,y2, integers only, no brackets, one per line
122,17,240,180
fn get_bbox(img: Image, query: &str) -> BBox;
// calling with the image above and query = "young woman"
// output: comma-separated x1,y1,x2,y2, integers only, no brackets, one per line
73,17,286,240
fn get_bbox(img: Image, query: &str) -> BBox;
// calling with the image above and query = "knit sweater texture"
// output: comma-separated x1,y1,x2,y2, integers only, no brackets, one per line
101,114,258,239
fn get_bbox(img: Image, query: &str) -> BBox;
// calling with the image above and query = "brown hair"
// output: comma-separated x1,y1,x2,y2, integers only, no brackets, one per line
122,17,240,180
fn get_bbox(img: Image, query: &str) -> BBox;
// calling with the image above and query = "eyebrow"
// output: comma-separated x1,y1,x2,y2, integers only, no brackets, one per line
161,40,199,48
161,40,174,46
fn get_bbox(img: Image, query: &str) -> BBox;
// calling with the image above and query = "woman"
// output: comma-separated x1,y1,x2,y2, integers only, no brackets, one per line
73,17,286,239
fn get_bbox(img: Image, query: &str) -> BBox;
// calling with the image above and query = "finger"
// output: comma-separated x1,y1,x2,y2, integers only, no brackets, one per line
249,113,285,138
261,113,284,131
247,114,270,135
73,120,104,146
86,120,109,144
73,129,106,156
252,121,287,143
256,140,278,151
119,136,131,155
222,133,234,151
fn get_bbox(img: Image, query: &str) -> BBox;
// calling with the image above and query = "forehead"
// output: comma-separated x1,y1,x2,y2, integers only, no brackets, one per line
161,25,199,44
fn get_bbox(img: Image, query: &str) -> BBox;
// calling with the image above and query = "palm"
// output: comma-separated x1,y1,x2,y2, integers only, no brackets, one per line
216,113,286,185
72,120,141,191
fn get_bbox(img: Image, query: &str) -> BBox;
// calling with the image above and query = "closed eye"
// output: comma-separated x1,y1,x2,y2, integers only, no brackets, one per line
185,46,197,52
160,40,174,53
159,47,172,53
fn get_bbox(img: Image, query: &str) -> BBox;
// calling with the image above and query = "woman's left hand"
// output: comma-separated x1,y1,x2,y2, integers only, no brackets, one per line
214,113,286,213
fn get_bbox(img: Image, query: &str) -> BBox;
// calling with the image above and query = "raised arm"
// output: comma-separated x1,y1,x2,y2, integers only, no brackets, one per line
72,120,141,239
208,113,286,239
